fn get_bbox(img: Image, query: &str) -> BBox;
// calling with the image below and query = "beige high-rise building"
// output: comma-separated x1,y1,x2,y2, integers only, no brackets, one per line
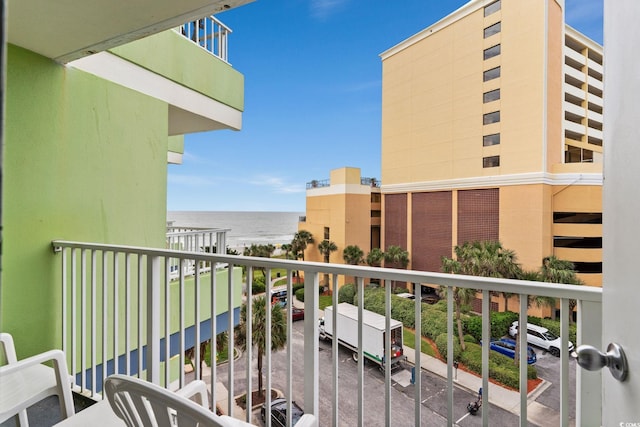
380,0,603,308
299,167,381,290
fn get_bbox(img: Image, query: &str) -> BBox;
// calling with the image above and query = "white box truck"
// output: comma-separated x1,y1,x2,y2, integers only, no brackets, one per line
318,303,405,371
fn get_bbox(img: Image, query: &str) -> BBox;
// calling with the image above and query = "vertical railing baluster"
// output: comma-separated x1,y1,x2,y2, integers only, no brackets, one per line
559,298,569,427
146,254,161,384
285,270,293,427
384,279,392,426
125,253,131,375
137,254,143,379
71,248,77,384
179,258,185,388
518,294,528,426
331,273,339,427
413,282,421,426
81,249,87,391
113,252,120,376
164,256,171,388
227,263,235,416
210,262,218,414
303,270,319,419
244,266,253,420
90,250,97,395
61,248,68,370
446,286,454,423
102,251,108,388
265,267,272,425
357,276,364,427
481,289,490,427
194,260,201,381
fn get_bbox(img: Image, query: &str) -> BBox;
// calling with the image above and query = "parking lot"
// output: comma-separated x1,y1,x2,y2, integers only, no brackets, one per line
216,320,565,426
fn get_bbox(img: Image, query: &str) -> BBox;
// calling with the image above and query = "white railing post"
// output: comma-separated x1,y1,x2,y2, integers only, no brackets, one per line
146,254,161,384
303,270,319,418
576,299,603,426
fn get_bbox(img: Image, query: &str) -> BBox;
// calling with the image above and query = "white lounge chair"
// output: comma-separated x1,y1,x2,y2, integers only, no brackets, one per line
0,332,75,426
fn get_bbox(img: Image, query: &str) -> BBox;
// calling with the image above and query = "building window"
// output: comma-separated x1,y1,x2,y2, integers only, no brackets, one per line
572,262,603,274
484,0,501,17
554,236,602,248
553,212,602,224
483,156,500,168
371,193,381,203
483,44,501,60
483,66,500,82
483,111,500,125
483,89,500,103
483,133,500,146
324,227,330,240
371,210,381,218
484,22,501,38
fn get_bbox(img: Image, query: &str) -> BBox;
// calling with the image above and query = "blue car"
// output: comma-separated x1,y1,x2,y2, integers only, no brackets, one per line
486,338,537,364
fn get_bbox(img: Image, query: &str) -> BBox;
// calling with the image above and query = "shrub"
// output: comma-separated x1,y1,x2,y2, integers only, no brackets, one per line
292,283,305,295
463,311,520,342
435,333,461,361
463,334,476,344
295,287,305,302
459,342,537,390
421,310,448,340
338,283,356,304
252,275,266,294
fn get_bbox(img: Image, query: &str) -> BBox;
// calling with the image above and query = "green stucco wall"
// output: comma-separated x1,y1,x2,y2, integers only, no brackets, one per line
3,45,169,358
168,135,185,155
110,30,244,112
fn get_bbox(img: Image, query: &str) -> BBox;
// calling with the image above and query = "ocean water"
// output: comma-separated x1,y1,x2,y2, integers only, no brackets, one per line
167,211,304,251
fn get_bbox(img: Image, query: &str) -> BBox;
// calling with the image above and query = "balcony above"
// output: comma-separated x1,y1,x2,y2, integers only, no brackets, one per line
7,0,254,64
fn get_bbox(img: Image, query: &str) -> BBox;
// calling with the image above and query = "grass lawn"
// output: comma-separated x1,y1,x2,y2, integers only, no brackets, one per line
319,295,333,310
403,327,436,357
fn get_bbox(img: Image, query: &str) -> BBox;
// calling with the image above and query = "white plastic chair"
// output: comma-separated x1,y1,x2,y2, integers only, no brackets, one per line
105,375,253,427
0,332,75,426
104,375,317,427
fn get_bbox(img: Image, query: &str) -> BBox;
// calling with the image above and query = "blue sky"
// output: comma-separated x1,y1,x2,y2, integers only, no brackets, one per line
167,0,603,213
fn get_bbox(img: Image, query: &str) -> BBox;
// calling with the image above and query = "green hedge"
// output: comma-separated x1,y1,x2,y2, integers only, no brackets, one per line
338,283,356,304
252,275,266,294
294,284,324,302
435,333,461,361
459,343,537,390
463,311,519,342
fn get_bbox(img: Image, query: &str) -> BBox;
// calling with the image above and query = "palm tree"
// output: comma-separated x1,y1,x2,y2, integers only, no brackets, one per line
440,255,477,351
318,240,338,263
318,240,338,290
441,241,522,351
280,243,294,260
235,296,287,398
384,245,410,291
291,230,314,261
343,245,364,286
343,245,364,265
365,248,384,268
538,256,583,323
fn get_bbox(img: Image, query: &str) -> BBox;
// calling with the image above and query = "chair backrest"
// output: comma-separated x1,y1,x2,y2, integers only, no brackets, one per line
105,375,229,427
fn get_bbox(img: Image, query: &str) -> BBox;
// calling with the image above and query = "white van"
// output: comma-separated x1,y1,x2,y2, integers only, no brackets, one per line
508,321,574,357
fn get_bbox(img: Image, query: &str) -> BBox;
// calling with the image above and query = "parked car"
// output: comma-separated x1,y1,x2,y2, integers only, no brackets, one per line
395,292,415,300
485,338,537,364
291,307,304,321
261,398,305,427
508,321,574,357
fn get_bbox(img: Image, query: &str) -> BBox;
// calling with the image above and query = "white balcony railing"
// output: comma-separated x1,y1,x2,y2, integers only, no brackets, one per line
51,240,602,427
175,16,232,63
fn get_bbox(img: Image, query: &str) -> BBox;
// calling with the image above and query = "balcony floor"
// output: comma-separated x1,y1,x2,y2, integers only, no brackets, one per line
0,393,96,427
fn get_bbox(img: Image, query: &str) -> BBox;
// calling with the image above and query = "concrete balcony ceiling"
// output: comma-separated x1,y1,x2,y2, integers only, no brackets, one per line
7,0,253,63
